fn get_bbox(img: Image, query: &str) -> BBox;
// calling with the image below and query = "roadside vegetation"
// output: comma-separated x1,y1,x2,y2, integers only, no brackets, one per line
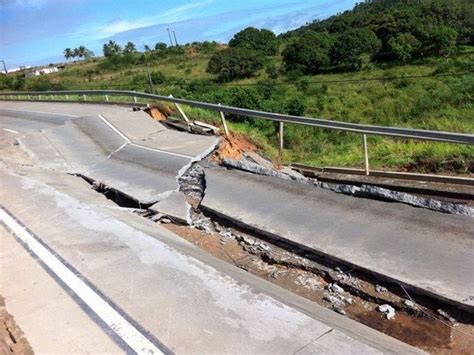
1,0,473,173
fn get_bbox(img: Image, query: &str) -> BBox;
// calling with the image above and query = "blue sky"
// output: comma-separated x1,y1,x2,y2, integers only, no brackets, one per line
1,0,358,69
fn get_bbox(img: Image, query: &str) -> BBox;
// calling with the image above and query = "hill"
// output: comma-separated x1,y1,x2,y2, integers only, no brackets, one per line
1,0,473,174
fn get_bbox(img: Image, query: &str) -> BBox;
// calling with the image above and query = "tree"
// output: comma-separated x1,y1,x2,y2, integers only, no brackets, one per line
73,48,80,58
229,27,278,55
63,48,73,61
388,33,420,62
331,28,381,69
207,47,264,82
429,26,458,57
265,64,279,79
154,42,167,51
103,40,122,57
144,44,151,52
282,32,334,74
123,41,137,54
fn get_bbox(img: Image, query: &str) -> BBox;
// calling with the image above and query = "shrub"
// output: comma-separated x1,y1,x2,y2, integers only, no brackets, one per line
285,97,306,116
388,33,421,62
207,47,264,82
282,32,334,74
229,27,278,55
331,28,381,70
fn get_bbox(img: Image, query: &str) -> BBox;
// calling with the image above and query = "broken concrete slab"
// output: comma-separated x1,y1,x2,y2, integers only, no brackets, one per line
149,191,189,224
201,167,474,311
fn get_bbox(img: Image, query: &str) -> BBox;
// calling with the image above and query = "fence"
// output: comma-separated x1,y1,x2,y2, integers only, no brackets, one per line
1,90,473,176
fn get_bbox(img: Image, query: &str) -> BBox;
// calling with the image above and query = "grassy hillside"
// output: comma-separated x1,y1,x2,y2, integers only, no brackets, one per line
1,0,473,174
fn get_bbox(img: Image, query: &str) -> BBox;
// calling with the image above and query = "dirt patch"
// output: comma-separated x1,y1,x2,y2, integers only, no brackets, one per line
212,133,259,162
0,296,33,354
145,104,176,121
162,221,474,353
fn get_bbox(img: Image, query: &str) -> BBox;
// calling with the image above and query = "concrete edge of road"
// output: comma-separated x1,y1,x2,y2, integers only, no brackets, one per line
105,207,424,354
200,204,474,315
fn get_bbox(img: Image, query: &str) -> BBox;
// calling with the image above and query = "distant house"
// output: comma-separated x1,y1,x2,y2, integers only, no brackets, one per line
25,66,60,78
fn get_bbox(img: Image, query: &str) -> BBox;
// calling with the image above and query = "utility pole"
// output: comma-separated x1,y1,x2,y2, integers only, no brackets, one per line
0,60,7,74
173,30,178,46
166,28,173,47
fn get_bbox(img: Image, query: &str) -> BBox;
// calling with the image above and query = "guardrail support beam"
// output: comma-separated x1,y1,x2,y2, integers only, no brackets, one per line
218,104,230,137
170,94,190,124
105,95,109,102
363,134,370,176
83,94,87,101
279,121,284,156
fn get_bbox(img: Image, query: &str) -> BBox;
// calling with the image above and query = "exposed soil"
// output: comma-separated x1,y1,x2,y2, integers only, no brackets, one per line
0,296,33,355
211,133,259,162
145,104,176,121
163,222,474,354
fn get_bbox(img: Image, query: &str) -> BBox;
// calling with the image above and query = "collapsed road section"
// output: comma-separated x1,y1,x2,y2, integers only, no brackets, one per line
1,100,473,352
0,101,423,353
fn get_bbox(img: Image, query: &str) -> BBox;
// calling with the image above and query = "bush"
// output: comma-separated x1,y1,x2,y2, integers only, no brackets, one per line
229,27,278,55
265,64,279,79
388,33,421,62
282,32,334,74
207,47,264,82
331,28,381,70
285,97,306,116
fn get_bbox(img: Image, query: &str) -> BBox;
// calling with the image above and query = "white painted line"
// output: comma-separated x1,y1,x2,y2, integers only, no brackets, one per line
97,114,130,143
0,208,164,355
129,143,193,159
2,128,20,134
0,108,79,117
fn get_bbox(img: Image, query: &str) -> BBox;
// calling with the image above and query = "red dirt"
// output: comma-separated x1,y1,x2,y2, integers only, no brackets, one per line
212,133,259,162
0,296,33,354
145,104,176,121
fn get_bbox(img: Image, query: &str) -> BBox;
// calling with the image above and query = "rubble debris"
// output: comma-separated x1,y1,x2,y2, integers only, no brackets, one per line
191,213,216,234
378,304,396,320
404,300,416,308
178,164,205,203
160,218,171,224
295,274,321,291
437,309,457,323
149,191,189,224
328,283,345,294
375,285,388,293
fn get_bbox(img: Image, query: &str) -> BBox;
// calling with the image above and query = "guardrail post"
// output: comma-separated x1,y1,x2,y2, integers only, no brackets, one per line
169,94,190,124
83,94,87,101
65,94,69,100
39,95,42,100
363,134,370,175
27,94,31,100
218,103,230,137
105,95,109,102
278,121,284,156
133,96,138,103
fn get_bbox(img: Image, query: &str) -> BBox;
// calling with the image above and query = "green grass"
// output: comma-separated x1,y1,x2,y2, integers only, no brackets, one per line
4,46,474,174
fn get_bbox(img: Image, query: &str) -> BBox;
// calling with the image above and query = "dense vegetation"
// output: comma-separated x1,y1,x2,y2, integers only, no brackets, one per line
1,0,473,173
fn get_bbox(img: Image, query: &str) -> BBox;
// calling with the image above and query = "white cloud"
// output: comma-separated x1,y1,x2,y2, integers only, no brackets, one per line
90,0,213,39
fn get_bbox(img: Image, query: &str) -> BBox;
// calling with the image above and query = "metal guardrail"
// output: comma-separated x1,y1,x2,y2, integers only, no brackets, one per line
1,90,473,175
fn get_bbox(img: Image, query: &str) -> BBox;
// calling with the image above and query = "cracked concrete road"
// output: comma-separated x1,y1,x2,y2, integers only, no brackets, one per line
0,101,423,353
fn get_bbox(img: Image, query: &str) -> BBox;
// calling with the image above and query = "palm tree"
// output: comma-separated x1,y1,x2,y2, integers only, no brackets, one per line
77,46,86,58
63,48,73,61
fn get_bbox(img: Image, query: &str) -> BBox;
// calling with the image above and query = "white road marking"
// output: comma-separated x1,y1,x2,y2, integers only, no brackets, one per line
0,208,164,355
2,128,20,134
98,114,130,143
129,143,193,159
98,114,194,159
0,108,79,117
